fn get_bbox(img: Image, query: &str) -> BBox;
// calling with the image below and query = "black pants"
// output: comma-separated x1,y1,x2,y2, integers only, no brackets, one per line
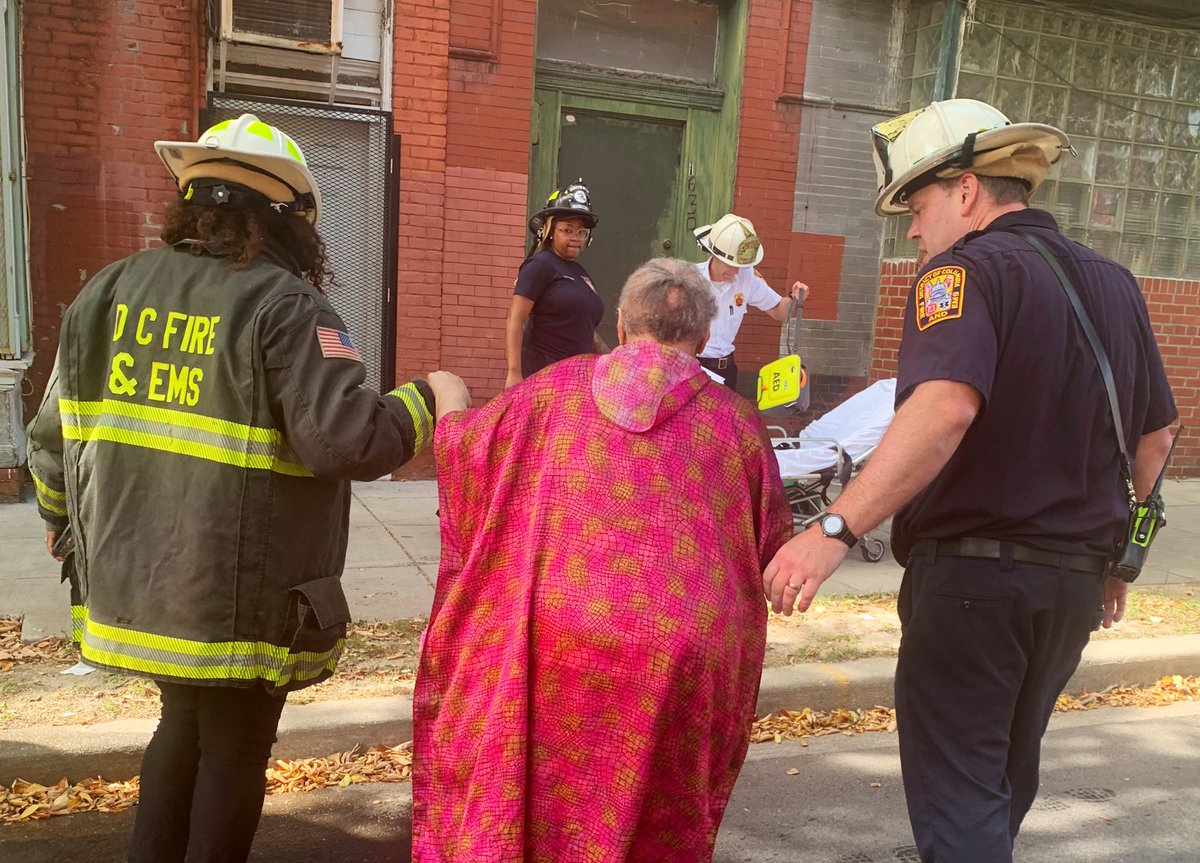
894,548,1104,862
129,682,288,863
697,354,738,390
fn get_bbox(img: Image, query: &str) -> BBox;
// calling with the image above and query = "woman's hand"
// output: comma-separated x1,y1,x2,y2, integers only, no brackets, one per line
427,371,471,422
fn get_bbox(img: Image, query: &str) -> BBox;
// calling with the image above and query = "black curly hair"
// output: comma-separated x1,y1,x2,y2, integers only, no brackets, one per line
161,196,334,293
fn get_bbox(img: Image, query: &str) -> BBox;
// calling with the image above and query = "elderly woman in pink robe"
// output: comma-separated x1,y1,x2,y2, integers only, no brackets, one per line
413,257,793,862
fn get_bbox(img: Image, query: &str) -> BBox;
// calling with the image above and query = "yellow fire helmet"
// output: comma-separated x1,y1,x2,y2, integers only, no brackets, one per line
155,113,322,225
871,98,1070,216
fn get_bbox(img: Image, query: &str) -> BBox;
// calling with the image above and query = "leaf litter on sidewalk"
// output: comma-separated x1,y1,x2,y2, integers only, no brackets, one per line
4,676,1197,824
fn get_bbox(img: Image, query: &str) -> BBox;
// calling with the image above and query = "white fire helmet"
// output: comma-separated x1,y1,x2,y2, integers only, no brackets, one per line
155,114,322,225
694,213,764,268
871,98,1070,216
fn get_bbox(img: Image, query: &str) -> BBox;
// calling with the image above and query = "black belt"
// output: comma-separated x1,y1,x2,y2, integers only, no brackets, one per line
702,353,733,370
912,538,1108,575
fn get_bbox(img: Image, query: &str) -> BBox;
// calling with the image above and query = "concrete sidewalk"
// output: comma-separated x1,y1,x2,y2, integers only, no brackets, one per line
2,479,919,642
5,478,1200,641
2,478,1199,786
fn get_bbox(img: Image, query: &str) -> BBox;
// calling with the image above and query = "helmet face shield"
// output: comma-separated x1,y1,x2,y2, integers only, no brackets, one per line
871,107,924,192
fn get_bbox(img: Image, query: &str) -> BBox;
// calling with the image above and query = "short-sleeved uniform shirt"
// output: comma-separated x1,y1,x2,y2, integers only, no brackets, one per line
694,260,782,358
515,249,604,377
891,209,1176,564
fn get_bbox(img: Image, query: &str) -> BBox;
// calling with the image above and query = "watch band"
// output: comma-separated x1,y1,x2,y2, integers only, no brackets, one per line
818,513,859,548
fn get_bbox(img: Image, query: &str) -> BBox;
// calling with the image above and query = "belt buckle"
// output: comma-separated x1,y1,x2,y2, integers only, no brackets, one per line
717,357,728,370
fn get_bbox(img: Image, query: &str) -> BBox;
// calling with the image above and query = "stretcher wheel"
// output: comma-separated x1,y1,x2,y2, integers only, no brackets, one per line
861,536,886,563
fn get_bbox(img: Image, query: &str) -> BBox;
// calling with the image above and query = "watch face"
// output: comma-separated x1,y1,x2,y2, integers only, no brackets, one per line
822,514,845,536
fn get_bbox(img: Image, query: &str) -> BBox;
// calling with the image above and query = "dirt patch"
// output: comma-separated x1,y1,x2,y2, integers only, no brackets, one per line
0,619,424,729
766,594,901,667
1,586,1196,728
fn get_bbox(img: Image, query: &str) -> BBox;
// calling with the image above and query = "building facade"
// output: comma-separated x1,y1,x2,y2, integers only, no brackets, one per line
4,0,1197,495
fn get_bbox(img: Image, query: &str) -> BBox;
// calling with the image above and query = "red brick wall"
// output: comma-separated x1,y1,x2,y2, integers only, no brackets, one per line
868,259,918,382
1143,278,1200,476
870,262,1200,477
20,0,201,412
731,0,811,372
392,1,451,385
442,0,536,397
786,232,843,322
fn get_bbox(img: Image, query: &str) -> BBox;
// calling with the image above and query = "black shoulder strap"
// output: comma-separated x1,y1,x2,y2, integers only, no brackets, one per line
1005,228,1136,505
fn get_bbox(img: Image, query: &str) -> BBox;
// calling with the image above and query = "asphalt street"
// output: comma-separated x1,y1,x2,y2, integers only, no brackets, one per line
3,701,1197,862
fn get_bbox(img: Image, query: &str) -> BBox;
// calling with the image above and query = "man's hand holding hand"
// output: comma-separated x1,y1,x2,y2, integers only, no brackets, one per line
762,525,849,616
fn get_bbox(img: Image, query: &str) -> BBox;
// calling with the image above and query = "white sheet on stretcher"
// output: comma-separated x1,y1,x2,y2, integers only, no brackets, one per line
773,378,897,477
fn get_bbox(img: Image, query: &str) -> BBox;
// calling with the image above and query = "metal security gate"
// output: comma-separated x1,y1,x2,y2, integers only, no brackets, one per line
202,95,397,390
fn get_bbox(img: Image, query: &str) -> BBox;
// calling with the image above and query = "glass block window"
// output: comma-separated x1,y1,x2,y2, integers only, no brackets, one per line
898,1,948,112
886,1,1200,279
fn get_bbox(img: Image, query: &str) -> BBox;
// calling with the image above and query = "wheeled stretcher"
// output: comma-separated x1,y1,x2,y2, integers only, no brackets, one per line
768,378,897,563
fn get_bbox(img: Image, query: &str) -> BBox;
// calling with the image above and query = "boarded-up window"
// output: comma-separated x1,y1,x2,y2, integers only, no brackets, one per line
537,0,720,82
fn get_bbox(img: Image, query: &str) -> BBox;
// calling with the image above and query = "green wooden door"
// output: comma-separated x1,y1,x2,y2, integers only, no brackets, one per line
555,110,684,348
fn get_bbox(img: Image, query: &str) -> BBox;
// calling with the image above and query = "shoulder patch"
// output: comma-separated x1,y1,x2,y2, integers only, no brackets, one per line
915,265,966,331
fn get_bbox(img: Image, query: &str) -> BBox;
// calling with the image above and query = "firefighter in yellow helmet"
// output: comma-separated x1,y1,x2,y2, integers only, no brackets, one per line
27,113,470,862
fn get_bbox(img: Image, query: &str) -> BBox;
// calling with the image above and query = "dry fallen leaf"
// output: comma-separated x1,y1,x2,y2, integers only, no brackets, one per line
754,676,1200,746
786,768,799,776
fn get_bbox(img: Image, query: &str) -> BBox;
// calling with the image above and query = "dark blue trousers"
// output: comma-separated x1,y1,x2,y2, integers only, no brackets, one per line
894,548,1104,862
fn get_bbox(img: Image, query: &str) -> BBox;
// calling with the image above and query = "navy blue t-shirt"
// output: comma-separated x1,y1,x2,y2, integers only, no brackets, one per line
891,209,1176,563
515,249,604,376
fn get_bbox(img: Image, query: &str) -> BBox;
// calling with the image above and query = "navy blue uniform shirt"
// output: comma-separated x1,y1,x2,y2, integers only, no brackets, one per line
515,249,604,377
892,209,1176,564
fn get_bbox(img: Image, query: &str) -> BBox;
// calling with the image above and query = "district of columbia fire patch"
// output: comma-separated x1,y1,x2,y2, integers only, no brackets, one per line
915,265,966,331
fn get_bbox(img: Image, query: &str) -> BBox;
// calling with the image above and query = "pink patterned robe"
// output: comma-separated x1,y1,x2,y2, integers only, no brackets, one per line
413,340,792,862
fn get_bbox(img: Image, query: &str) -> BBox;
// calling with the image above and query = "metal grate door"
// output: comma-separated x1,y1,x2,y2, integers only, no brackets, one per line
202,95,397,389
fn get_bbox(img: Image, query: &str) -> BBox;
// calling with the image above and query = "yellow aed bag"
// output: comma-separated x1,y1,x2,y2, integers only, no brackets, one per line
757,354,808,410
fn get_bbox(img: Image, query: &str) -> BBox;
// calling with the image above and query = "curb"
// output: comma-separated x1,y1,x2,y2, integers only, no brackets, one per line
755,633,1200,714
1,696,413,788
5,636,1200,787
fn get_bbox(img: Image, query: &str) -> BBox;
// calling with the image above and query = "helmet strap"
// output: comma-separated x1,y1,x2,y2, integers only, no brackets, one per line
948,131,980,170
183,179,311,216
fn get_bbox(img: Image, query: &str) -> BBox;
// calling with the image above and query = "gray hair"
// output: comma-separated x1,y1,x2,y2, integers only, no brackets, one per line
618,257,717,346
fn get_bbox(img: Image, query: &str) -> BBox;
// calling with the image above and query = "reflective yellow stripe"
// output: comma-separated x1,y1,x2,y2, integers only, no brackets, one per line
60,398,313,477
246,120,275,141
30,470,68,516
60,398,277,443
79,609,342,688
70,605,84,644
389,383,433,453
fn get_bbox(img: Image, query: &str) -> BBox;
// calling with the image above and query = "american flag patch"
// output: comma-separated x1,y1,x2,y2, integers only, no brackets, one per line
316,326,362,362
